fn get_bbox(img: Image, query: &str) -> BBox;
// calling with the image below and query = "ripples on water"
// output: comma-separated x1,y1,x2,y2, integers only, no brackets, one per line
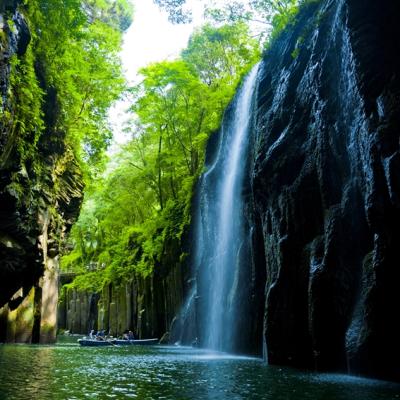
0,338,399,400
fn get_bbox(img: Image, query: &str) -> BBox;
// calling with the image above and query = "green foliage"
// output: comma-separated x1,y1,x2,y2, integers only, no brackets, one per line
85,0,134,30
65,271,105,292
62,22,260,291
23,0,132,176
182,23,260,86
291,46,300,59
204,1,255,26
1,1,133,287
2,0,132,216
261,0,301,40
204,0,321,46
152,0,192,24
3,49,44,167
11,52,44,154
1,35,45,207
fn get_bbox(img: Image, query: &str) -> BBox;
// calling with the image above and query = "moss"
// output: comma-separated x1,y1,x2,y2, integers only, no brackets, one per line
40,321,55,336
58,286,66,305
0,29,7,47
291,47,300,59
64,271,105,293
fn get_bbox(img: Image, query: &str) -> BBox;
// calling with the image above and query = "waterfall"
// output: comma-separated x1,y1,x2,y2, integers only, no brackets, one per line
170,284,197,345
195,64,259,352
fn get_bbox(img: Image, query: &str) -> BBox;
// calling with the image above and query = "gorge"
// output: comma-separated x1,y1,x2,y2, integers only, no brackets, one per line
1,0,400,387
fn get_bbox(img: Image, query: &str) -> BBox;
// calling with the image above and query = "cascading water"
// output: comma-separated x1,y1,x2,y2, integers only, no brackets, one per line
169,284,197,345
195,64,259,352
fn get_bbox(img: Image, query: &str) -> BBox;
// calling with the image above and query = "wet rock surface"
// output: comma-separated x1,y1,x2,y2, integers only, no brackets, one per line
252,0,400,382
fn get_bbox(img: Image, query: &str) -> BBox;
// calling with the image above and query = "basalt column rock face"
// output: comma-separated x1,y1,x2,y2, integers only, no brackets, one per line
0,1,84,343
59,262,186,340
58,214,190,340
253,0,400,382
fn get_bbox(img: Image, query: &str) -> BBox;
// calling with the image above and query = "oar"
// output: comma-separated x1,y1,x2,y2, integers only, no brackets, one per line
105,337,120,347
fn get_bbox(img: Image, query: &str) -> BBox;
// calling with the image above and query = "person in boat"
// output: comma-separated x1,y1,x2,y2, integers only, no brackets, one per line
96,329,105,340
122,331,129,340
89,329,95,339
128,330,135,340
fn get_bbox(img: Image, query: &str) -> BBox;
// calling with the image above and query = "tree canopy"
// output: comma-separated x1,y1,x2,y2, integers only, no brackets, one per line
61,22,260,291
154,0,315,44
152,0,192,23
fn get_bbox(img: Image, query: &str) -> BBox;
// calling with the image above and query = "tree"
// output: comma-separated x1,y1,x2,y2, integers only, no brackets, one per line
62,22,261,288
250,0,300,37
182,23,260,86
85,0,134,30
204,0,305,43
152,0,192,23
25,0,133,175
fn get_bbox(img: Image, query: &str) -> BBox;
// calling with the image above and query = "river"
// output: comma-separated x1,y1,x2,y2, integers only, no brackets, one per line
0,337,399,399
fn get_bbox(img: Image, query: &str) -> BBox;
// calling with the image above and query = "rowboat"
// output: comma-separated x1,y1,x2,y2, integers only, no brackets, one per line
77,338,113,346
77,338,159,346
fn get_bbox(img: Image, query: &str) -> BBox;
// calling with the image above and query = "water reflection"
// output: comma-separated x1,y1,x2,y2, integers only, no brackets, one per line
0,341,399,400
0,345,55,399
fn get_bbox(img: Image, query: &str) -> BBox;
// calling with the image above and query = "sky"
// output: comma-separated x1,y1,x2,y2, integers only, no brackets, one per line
108,0,204,148
121,0,204,82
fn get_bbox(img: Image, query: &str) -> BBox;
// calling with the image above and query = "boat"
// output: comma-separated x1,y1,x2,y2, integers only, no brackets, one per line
77,337,159,346
111,338,159,345
77,338,113,346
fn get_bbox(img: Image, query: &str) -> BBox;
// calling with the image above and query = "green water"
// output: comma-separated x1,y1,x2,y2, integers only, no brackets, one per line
0,338,399,400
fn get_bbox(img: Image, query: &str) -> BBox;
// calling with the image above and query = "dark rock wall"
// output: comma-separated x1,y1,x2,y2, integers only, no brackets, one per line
253,0,400,381
0,1,84,343
0,1,37,309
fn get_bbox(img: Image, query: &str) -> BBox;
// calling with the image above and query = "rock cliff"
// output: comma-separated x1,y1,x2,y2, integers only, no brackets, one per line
0,0,84,343
253,0,400,381
58,241,188,340
178,0,400,383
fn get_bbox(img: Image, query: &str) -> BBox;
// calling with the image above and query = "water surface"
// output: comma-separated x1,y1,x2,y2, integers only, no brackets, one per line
0,338,399,399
